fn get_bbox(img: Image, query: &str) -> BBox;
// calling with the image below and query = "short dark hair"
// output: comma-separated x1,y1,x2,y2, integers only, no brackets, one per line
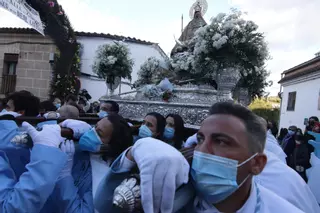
40,100,56,112
209,102,266,153
103,100,120,113
310,116,319,122
100,114,133,162
146,112,166,140
65,94,77,102
166,114,185,149
7,91,40,116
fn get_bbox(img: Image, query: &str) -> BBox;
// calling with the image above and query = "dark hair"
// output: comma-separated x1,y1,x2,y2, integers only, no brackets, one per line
100,114,133,162
7,91,40,116
146,112,166,140
65,94,77,102
103,100,120,113
166,114,185,149
0,98,6,109
310,116,319,122
209,102,266,153
278,128,288,141
40,101,56,112
267,120,278,138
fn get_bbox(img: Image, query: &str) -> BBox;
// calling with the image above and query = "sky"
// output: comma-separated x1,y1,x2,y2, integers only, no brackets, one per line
1,0,320,95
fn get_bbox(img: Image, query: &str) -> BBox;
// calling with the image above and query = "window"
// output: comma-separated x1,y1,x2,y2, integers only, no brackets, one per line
287,92,296,111
1,54,18,94
3,54,18,75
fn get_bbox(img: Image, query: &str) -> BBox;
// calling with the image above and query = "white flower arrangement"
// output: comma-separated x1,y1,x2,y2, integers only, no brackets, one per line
93,42,134,84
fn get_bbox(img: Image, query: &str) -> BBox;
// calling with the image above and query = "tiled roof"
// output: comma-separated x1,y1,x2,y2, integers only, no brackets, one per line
278,56,320,84
0,27,156,46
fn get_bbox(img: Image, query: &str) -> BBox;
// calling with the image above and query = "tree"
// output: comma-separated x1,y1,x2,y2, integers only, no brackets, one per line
25,0,79,99
92,42,134,88
236,66,273,99
134,57,161,88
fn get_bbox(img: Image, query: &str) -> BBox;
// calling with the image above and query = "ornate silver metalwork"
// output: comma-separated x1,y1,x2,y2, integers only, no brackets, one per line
11,133,28,145
101,83,237,125
113,176,142,213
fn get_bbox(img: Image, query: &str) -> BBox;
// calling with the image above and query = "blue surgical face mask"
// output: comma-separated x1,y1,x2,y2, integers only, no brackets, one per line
79,128,103,152
164,127,175,140
139,125,153,138
55,103,61,109
288,130,295,136
191,151,257,204
1,109,7,113
98,110,108,119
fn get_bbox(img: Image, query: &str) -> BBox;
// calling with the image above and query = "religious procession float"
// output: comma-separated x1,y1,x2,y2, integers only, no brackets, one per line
1,0,270,212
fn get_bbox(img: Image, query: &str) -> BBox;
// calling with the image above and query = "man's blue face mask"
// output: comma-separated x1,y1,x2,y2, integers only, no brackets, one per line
79,128,103,152
191,151,257,204
98,110,108,119
139,125,153,138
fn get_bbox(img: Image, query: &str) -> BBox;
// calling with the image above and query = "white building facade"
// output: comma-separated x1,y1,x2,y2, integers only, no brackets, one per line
76,32,168,102
279,56,320,130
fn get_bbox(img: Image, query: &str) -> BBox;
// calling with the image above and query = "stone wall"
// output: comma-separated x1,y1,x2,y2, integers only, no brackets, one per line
0,32,56,99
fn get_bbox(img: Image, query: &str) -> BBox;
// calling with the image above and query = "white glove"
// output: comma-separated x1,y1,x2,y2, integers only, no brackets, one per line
60,119,91,139
184,133,198,148
44,112,60,119
58,140,75,180
22,122,62,148
132,138,190,213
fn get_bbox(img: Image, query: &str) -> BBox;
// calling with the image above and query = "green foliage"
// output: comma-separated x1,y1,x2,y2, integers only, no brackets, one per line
50,43,82,99
26,0,79,99
249,98,280,122
93,42,134,85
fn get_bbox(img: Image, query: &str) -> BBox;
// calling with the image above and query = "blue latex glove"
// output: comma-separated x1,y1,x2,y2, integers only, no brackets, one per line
309,140,320,159
308,131,320,142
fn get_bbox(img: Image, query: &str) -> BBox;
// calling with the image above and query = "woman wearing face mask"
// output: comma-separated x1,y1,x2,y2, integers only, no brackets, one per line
136,112,166,141
164,114,185,149
45,114,133,213
282,126,297,165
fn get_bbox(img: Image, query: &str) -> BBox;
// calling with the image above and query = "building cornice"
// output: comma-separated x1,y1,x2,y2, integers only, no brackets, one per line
281,70,320,87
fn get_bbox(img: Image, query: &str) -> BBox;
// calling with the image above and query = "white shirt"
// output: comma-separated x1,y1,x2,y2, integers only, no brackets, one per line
191,182,303,213
307,152,320,204
265,130,287,163
255,150,320,213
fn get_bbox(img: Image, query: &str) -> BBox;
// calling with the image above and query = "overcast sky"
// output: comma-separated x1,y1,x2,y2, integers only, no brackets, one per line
1,0,319,95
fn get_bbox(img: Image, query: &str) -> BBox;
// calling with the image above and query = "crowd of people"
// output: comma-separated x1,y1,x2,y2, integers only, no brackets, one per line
0,90,319,213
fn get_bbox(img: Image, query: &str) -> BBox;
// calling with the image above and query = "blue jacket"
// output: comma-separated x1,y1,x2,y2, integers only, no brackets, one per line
0,120,94,213
42,148,94,213
0,144,67,213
